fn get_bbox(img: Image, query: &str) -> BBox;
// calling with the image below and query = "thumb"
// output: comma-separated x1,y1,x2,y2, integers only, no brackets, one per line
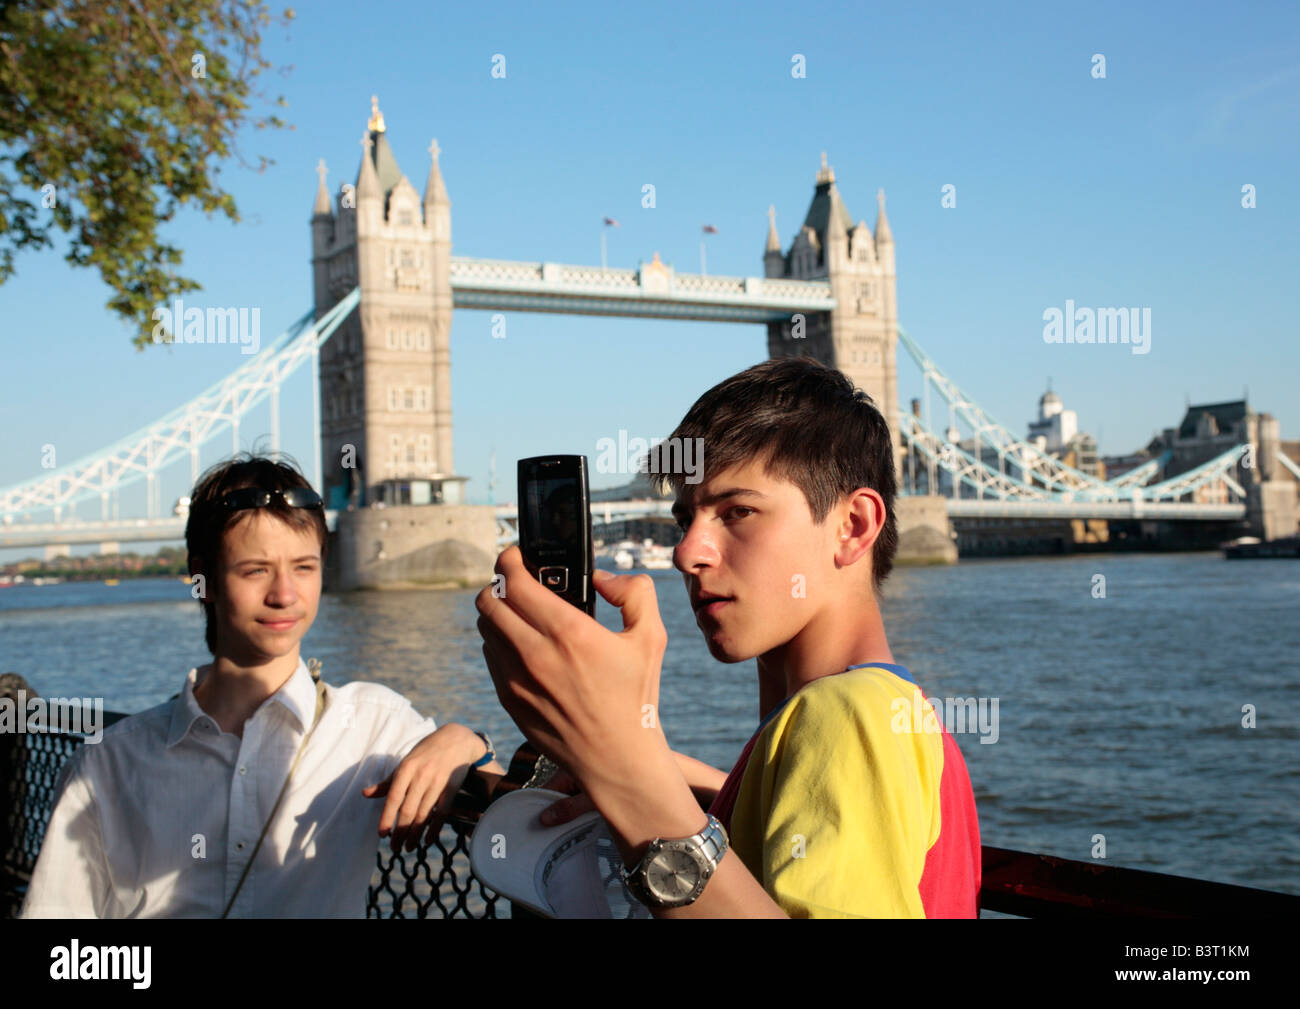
539,792,596,826
592,569,661,633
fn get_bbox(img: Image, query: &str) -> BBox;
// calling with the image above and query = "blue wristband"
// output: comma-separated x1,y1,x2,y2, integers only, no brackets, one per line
470,731,495,769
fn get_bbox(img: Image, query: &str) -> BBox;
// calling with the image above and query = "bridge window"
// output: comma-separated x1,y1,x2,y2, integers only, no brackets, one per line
402,329,412,350
398,210,414,227
386,328,396,349
417,329,428,351
389,388,397,411
404,389,414,410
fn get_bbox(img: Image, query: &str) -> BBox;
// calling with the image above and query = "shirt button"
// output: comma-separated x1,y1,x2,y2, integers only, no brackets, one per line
239,766,247,775
236,841,245,850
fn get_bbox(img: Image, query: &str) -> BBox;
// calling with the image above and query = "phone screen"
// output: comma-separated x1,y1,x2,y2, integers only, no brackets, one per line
524,477,581,552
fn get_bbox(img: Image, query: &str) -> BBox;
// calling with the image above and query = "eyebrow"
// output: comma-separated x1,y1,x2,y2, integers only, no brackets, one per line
671,488,768,522
235,556,320,565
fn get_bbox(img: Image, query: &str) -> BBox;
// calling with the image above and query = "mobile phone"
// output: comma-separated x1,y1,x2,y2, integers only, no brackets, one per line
517,455,595,615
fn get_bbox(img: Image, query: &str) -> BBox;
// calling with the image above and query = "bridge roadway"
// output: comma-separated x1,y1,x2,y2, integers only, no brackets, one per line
449,256,835,323
0,497,1246,552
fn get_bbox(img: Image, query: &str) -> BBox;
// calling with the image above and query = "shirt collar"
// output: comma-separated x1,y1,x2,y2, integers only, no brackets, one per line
166,658,316,748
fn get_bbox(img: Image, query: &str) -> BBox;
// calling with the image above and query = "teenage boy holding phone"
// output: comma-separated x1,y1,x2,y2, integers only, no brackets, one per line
22,454,502,918
476,358,981,917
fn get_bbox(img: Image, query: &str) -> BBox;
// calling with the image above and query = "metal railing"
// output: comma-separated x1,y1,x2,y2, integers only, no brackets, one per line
4,702,1295,918
0,707,499,919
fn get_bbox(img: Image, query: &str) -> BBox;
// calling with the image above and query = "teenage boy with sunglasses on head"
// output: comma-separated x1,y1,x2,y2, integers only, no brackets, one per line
477,358,981,918
22,453,502,918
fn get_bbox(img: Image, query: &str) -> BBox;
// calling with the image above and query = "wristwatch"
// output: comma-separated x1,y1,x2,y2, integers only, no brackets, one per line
622,815,729,909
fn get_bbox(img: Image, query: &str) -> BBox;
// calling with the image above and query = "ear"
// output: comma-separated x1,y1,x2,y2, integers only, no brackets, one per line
833,487,887,569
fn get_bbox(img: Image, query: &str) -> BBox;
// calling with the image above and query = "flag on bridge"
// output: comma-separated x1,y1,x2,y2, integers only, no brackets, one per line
702,224,718,234
604,217,620,227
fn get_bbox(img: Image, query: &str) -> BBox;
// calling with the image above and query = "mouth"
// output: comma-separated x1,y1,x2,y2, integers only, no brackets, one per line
692,594,734,617
258,617,300,630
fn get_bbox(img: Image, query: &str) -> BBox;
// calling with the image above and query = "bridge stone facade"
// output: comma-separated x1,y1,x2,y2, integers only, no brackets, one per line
312,100,493,590
765,154,902,476
311,98,459,515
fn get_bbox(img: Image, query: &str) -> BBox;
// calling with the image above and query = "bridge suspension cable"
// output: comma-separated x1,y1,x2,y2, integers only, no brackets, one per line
0,289,360,522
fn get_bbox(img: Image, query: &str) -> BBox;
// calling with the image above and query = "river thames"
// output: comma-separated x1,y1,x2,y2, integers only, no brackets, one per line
2,551,1296,896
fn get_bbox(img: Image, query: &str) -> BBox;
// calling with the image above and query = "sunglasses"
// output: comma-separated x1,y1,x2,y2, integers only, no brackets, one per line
220,487,324,512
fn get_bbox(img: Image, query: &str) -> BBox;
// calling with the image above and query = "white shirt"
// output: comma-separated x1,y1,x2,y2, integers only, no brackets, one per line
20,659,437,918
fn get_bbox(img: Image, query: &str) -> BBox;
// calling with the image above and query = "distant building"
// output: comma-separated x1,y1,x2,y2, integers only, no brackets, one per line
1019,385,1103,478
1027,388,1076,454
1102,398,1297,542
1134,399,1282,485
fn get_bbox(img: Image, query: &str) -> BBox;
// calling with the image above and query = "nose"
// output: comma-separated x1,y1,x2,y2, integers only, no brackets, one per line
266,565,299,606
673,516,720,575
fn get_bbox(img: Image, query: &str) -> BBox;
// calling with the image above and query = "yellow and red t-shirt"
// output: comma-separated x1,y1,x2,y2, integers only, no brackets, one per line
708,663,981,918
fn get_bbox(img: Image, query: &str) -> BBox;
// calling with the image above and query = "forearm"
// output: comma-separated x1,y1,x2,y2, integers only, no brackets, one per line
585,744,786,919
671,750,728,808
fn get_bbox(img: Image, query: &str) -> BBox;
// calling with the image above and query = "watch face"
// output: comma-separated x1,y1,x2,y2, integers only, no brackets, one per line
647,848,702,902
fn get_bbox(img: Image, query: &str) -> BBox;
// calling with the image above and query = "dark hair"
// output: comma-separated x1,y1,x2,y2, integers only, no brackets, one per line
185,452,328,655
649,357,898,591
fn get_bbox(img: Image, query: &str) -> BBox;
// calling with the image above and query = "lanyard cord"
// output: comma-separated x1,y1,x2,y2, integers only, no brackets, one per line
221,660,328,919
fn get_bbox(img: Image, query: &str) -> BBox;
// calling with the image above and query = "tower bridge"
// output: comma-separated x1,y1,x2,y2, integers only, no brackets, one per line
3,98,1293,582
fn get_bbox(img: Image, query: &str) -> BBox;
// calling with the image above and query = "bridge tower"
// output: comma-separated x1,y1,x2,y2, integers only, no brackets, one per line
765,154,901,475
310,97,460,510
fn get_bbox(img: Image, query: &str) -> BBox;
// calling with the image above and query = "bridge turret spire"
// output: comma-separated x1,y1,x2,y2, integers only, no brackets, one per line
313,158,332,217
356,131,379,201
763,204,785,278
765,204,780,252
801,153,853,258
424,138,449,209
874,188,893,246
816,150,835,185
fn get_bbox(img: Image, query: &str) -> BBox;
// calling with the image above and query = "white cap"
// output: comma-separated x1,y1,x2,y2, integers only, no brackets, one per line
469,789,651,919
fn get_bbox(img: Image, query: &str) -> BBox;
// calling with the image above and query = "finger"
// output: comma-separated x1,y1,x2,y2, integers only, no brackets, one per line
421,810,445,850
396,777,435,853
545,768,581,795
539,791,596,826
476,584,549,665
592,569,664,636
421,778,461,848
487,545,590,642
404,779,447,852
362,781,390,798
378,767,412,837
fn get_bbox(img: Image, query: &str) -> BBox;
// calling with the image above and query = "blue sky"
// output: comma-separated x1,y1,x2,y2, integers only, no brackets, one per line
1,0,1297,554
